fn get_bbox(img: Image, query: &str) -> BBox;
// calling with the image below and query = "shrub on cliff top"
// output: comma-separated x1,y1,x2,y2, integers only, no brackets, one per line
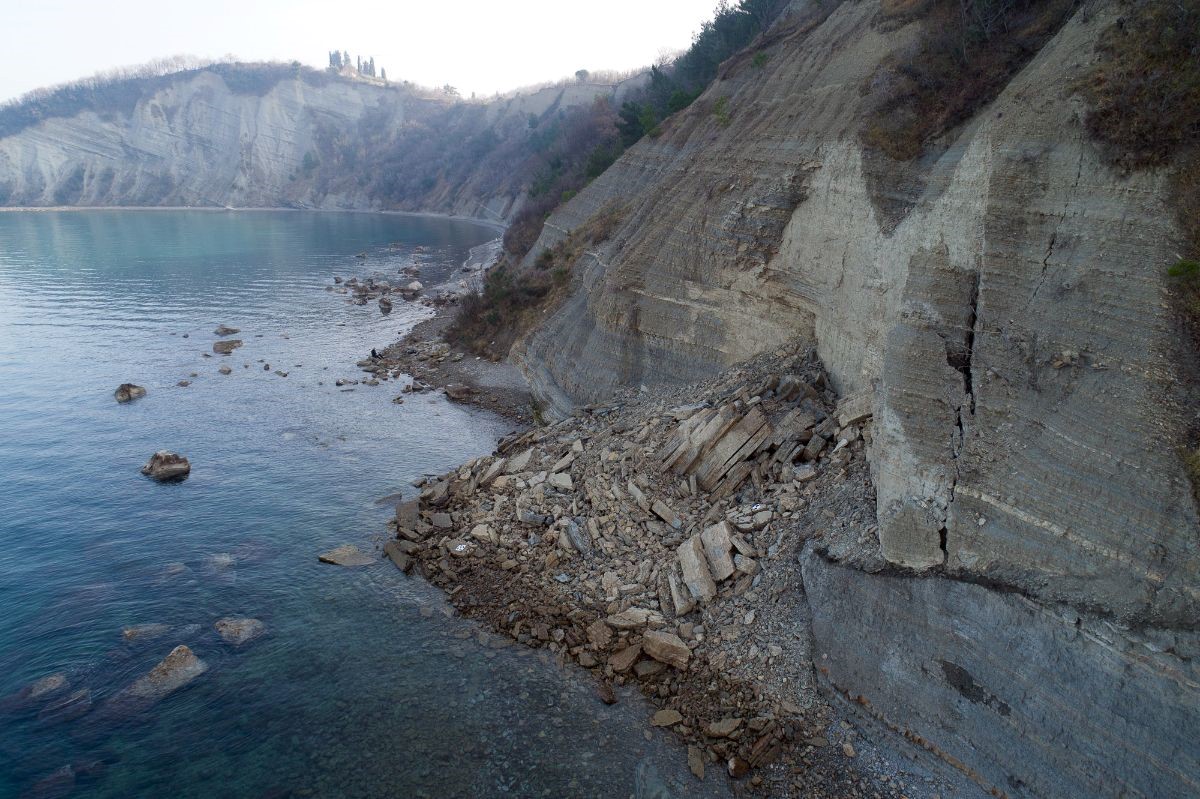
862,0,1079,160
1078,0,1200,170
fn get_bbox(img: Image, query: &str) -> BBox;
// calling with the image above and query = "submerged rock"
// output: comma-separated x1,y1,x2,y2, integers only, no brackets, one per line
378,296,393,313
37,688,92,724
113,383,146,403
214,617,266,646
141,451,190,481
0,672,69,711
212,339,243,355
106,645,208,710
25,764,75,799
121,623,170,642
213,324,240,336
317,544,375,566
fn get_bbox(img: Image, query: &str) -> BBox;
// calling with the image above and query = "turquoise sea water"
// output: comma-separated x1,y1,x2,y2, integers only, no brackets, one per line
0,211,726,799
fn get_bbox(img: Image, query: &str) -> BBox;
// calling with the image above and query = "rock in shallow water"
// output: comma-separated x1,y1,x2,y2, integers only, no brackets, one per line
213,324,239,336
214,617,266,646
0,672,69,711
113,383,146,403
121,623,170,642
212,339,243,355
37,689,92,724
317,544,375,566
105,645,208,712
141,451,190,481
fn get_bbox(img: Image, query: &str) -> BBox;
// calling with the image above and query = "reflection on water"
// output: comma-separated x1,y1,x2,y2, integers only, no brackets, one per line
0,211,728,798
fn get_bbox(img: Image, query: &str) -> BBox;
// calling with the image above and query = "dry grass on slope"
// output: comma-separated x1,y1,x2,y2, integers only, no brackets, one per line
447,205,626,359
862,0,1079,160
1077,0,1200,499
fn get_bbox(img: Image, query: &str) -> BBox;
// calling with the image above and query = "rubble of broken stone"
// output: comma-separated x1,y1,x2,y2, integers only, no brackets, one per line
385,343,880,780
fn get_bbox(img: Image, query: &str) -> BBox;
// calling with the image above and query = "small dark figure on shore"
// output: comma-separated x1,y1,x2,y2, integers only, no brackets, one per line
371,348,378,359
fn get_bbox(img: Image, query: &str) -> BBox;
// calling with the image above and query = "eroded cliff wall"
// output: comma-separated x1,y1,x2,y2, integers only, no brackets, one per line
0,71,403,209
514,1,1200,794
0,69,639,220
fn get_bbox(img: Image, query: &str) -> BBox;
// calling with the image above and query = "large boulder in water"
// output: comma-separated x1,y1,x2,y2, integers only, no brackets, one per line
318,544,375,566
378,296,393,313
141,451,190,481
114,384,146,403
213,324,239,336
105,645,208,712
214,617,266,646
212,339,243,355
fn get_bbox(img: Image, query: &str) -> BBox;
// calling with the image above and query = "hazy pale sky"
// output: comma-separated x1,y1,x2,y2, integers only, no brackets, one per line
3,0,722,102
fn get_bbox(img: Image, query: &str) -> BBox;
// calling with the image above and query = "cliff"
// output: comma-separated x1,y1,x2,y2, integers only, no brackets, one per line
0,64,642,222
511,0,1200,795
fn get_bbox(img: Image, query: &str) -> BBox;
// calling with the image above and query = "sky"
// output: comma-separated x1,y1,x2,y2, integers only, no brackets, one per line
2,0,722,102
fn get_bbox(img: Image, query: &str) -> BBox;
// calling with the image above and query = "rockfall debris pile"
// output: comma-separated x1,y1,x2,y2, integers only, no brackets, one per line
382,342,925,796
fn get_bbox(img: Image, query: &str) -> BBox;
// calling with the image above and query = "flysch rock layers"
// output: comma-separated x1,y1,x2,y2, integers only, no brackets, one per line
511,1,1200,796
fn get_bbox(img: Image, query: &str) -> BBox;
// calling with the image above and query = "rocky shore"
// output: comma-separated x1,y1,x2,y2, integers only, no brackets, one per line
332,238,534,424
384,341,961,798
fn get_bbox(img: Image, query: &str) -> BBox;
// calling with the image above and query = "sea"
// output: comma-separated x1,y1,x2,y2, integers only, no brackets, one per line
0,210,727,799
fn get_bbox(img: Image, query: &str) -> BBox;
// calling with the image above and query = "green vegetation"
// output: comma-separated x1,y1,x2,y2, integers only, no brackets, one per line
1185,447,1200,504
752,51,771,69
615,0,789,145
712,96,731,127
862,0,1079,160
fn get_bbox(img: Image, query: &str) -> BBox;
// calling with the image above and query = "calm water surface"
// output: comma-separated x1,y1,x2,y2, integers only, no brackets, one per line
0,211,727,799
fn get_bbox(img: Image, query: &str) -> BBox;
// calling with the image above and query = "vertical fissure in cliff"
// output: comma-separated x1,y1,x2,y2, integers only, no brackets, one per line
941,270,981,547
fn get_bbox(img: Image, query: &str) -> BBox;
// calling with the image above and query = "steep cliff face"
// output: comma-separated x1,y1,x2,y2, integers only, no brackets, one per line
514,1,1199,794
0,71,398,208
0,68,642,220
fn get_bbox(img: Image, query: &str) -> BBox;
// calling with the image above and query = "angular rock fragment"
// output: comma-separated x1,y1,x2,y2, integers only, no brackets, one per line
651,500,681,529
141,451,190,481
505,449,533,474
214,617,266,646
383,540,415,572
114,383,146,403
394,499,419,532
699,522,736,581
608,644,641,673
586,619,613,649
706,717,742,738
563,519,591,557
643,630,690,669
668,568,696,616
212,339,243,355
652,708,684,726
317,544,375,566
677,536,717,602
105,645,208,712
606,607,662,630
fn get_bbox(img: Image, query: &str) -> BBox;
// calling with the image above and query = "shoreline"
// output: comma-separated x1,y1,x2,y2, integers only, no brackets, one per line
384,342,966,798
335,235,534,425
0,204,507,233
